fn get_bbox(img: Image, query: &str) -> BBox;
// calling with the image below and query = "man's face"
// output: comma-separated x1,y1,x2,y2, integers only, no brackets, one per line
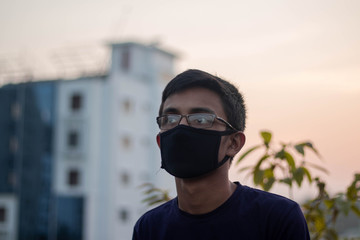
159,87,232,166
160,87,228,132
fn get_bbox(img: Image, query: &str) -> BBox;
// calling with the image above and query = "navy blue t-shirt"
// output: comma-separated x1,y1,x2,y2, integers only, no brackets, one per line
133,182,310,240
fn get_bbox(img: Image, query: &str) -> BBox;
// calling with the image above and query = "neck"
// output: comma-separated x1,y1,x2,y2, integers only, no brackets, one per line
175,168,236,215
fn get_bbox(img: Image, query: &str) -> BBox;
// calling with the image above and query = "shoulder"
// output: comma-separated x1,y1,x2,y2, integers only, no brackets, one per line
135,198,176,228
133,198,178,240
236,184,310,239
235,184,305,225
239,184,298,208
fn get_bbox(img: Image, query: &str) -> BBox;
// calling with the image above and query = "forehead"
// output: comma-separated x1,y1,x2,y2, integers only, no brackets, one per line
162,87,226,117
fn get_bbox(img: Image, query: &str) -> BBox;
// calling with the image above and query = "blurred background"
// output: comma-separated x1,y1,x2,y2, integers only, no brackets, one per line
0,0,359,239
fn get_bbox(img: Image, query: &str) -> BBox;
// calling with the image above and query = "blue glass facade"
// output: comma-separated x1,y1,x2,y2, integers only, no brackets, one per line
0,84,17,193
0,81,84,240
55,196,84,240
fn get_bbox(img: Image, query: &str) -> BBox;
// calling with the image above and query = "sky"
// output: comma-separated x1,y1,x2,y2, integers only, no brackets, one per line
1,0,359,201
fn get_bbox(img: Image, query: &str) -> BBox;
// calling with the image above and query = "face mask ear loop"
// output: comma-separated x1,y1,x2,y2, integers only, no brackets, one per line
215,130,236,168
220,130,238,136
217,155,231,168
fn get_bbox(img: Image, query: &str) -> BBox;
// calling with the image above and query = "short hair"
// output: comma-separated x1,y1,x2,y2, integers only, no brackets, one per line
158,69,246,131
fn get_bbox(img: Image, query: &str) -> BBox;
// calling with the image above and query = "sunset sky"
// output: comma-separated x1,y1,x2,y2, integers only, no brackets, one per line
1,0,359,201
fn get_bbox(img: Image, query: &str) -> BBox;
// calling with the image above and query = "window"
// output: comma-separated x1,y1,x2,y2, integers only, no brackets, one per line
120,172,130,185
0,207,5,223
9,136,18,153
119,209,129,222
11,102,21,120
121,99,133,113
121,47,130,71
70,93,82,111
68,169,80,186
121,136,131,149
67,131,79,148
7,172,16,187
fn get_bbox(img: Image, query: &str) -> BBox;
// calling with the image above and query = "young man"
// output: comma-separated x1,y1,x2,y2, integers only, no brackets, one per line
133,69,310,240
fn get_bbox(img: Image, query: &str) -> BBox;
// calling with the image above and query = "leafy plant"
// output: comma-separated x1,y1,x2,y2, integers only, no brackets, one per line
236,131,360,239
236,131,327,197
302,174,360,240
140,183,171,206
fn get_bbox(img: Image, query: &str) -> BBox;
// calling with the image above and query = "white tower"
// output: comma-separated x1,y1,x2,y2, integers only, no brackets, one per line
53,41,177,240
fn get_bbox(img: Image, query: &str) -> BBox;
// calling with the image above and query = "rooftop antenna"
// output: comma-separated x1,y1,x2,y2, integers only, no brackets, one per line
110,5,132,41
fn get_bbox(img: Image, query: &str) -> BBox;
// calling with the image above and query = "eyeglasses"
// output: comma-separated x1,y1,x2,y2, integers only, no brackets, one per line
156,113,237,130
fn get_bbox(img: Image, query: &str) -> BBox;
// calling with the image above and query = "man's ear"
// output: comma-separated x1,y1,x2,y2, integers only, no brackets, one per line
156,134,161,148
227,132,246,157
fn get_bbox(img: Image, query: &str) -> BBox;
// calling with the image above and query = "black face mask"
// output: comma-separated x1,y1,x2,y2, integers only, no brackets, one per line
159,125,236,178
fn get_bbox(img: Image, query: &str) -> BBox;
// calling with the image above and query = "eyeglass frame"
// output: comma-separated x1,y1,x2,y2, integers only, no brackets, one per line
156,113,237,131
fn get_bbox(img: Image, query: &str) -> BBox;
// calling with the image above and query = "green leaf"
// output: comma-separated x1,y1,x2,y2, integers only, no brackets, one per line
280,178,292,187
236,145,261,164
254,154,270,170
254,169,264,185
295,142,321,158
324,199,335,209
302,167,312,183
144,188,157,194
338,199,351,215
306,162,329,174
264,168,274,178
237,165,253,173
139,182,153,188
275,149,296,169
263,177,275,191
294,144,305,156
322,228,338,240
284,151,296,170
142,195,159,204
293,167,305,187
304,142,321,157
351,204,360,216
347,184,358,201
355,173,360,181
314,215,326,232
252,155,270,187
275,149,285,159
260,131,272,147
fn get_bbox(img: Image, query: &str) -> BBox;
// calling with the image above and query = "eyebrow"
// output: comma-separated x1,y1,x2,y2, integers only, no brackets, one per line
162,107,215,115
162,107,179,114
189,107,215,114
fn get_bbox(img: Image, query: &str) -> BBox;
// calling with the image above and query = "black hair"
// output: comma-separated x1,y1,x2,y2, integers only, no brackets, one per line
159,69,246,131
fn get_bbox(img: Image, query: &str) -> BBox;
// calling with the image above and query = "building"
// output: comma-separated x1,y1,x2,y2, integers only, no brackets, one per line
0,41,176,240
0,81,57,240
